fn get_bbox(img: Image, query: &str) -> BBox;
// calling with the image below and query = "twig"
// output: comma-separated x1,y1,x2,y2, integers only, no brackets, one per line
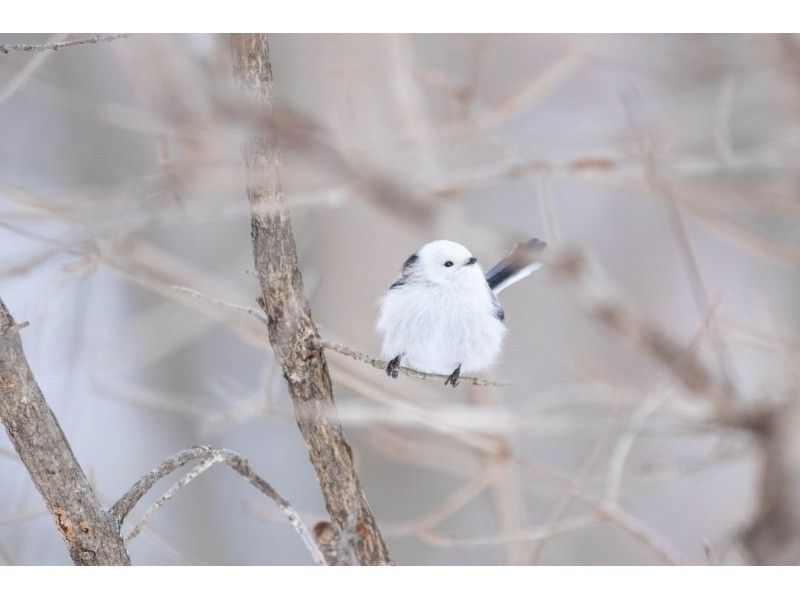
167,284,501,388
0,320,28,337
0,33,130,54
626,101,739,398
513,453,686,565
125,454,223,542
0,34,68,105
548,247,737,412
110,445,327,566
315,339,508,387
171,285,267,324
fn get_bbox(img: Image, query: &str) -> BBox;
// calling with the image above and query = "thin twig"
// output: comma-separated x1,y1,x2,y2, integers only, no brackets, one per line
0,34,68,105
171,285,268,324
0,33,130,54
168,284,500,388
125,454,224,542
110,445,326,566
315,339,508,387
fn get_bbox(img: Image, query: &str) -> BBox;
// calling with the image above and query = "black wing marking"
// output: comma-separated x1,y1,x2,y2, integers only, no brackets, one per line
389,253,418,289
485,238,546,291
492,295,505,321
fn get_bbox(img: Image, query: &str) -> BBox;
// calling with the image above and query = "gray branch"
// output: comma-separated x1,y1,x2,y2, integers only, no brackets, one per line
0,33,129,54
0,297,130,565
315,339,507,386
229,33,390,565
111,445,327,565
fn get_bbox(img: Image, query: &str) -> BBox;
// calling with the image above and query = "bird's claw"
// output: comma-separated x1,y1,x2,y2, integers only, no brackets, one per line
445,365,461,388
386,355,401,379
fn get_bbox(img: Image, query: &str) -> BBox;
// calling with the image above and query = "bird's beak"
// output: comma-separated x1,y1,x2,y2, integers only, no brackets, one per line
465,257,478,266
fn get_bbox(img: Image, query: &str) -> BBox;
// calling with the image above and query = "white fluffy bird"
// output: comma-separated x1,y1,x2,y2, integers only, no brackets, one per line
376,238,546,386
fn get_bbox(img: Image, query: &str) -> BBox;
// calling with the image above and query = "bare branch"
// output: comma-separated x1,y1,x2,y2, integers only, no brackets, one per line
0,296,129,565
125,454,223,542
229,33,390,565
548,247,737,412
315,339,507,387
167,284,500,387
110,445,326,566
170,285,268,325
0,33,130,54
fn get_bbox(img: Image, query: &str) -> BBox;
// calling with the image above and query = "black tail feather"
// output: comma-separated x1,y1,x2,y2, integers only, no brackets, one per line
485,238,546,291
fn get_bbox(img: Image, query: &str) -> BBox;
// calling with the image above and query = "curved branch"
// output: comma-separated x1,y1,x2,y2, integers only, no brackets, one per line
110,445,326,566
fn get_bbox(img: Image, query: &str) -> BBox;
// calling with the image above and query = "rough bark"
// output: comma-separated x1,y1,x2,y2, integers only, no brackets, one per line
0,297,129,565
229,33,390,565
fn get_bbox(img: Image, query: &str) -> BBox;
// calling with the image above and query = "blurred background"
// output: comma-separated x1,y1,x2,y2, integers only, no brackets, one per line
1,33,799,565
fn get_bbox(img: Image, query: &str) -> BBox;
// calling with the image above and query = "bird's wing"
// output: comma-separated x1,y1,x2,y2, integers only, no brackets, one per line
485,238,546,294
491,292,505,321
389,252,419,289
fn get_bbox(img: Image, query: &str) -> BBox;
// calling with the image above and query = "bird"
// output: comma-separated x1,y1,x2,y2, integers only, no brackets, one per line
376,237,546,387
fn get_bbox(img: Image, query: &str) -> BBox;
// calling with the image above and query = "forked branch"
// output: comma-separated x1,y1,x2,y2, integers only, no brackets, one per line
110,445,326,565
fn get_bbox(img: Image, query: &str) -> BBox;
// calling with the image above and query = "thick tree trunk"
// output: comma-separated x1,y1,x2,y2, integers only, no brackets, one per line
0,297,129,565
229,33,390,565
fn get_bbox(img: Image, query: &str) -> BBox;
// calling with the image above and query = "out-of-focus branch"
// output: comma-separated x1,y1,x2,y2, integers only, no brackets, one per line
740,401,800,565
548,246,800,564
548,247,738,412
229,33,390,565
0,297,130,565
0,33,130,54
110,445,326,565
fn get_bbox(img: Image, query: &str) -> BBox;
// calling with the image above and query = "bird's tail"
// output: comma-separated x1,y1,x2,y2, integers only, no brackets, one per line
485,238,547,294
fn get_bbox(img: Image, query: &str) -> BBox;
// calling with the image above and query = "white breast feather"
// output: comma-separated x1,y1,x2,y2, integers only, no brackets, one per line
377,279,506,375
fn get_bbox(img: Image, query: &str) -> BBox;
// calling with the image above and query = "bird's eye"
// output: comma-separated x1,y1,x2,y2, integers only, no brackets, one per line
444,261,454,267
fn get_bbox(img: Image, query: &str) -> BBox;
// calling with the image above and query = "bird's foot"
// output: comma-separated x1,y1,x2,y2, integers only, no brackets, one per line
444,365,462,388
386,355,401,379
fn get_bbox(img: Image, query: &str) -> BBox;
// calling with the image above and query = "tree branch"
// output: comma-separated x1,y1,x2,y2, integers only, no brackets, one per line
229,33,390,565
315,339,507,386
110,445,327,565
171,283,502,386
548,247,737,411
0,296,129,565
0,33,130,54
740,401,800,564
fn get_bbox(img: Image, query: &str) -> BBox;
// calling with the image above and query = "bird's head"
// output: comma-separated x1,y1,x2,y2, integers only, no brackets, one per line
416,240,482,285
